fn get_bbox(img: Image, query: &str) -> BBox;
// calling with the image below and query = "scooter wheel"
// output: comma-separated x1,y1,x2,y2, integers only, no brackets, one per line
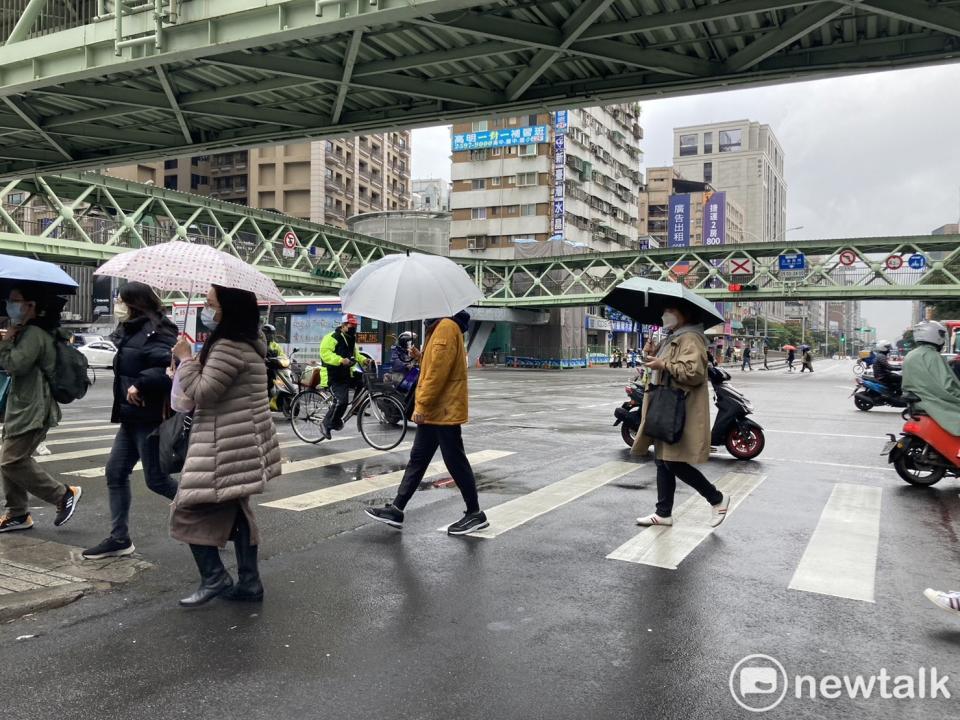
725,424,765,460
621,423,638,447
894,443,945,486
854,395,874,412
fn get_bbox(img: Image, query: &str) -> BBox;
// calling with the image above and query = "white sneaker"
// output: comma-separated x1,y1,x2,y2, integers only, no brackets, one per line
636,513,673,526
710,495,730,527
924,588,960,616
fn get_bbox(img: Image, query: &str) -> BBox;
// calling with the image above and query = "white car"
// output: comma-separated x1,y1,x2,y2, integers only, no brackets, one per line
78,340,117,368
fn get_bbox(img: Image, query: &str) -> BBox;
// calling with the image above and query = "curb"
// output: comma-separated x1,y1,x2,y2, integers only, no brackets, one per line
0,582,93,623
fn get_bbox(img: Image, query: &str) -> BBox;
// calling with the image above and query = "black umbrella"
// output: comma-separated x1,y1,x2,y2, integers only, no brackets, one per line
602,278,724,329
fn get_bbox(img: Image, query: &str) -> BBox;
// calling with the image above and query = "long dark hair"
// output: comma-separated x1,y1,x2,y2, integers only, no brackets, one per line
198,285,261,365
12,283,66,331
119,281,163,320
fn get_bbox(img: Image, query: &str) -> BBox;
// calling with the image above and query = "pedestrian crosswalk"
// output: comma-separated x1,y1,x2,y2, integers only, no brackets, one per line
35,419,892,606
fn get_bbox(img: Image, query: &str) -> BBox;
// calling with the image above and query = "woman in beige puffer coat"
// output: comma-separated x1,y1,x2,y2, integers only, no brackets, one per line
170,285,280,608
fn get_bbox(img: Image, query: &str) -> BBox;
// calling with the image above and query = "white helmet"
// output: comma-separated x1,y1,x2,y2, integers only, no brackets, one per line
913,320,947,349
874,340,893,354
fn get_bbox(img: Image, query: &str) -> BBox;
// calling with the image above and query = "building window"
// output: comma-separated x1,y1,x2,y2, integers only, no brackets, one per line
515,172,538,186
472,120,488,132
325,195,333,208
491,148,501,157
679,134,698,156
703,162,713,184
325,141,334,152
471,178,485,190
471,207,487,220
164,159,178,170
190,174,208,189
703,132,713,154
719,129,743,153
164,175,178,190
520,204,537,216
469,149,488,161
517,144,537,157
6,192,23,205
490,177,500,186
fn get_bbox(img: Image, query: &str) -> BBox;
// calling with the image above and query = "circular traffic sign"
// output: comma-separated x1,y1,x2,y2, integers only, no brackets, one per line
885,254,904,270
839,249,856,266
283,231,297,249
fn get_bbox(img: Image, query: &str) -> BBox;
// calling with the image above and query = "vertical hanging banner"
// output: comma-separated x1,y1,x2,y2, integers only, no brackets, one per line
552,111,566,237
703,191,726,246
668,194,690,247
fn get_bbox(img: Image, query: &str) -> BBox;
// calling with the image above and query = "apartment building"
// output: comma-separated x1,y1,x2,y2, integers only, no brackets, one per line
108,131,412,229
449,105,642,258
411,178,451,212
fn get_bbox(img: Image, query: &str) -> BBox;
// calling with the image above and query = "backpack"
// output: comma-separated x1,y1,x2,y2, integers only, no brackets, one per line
47,332,91,404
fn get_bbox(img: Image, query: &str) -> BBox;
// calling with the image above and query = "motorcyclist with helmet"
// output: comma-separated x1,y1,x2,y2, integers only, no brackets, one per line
262,323,288,406
389,331,420,376
871,339,902,393
905,320,960,617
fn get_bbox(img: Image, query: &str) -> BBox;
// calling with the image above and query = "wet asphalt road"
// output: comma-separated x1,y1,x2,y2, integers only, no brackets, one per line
3,361,959,719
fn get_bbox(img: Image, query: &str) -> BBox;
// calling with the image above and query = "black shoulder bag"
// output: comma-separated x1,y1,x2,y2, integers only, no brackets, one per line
156,411,193,475
643,371,687,444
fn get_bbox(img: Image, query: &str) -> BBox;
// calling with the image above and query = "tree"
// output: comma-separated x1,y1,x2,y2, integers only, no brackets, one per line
931,301,960,320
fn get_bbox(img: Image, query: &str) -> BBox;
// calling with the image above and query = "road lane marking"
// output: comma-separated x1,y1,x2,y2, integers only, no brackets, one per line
48,439,303,466
788,483,882,603
764,429,884,440
607,472,767,569
764,457,894,472
43,434,117,447
264,449,514,511
457,460,641,538
46,424,116,436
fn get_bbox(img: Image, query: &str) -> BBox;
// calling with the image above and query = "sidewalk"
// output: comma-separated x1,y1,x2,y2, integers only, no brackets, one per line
0,534,152,622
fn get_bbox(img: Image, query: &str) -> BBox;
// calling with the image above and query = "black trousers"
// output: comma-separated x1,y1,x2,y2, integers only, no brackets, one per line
655,459,722,517
393,424,480,513
323,375,361,430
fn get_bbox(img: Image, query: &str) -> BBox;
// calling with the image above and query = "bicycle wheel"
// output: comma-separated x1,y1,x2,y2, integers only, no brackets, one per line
290,389,333,444
357,393,407,451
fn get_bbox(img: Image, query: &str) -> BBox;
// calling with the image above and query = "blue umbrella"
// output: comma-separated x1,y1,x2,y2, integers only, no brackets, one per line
0,254,78,294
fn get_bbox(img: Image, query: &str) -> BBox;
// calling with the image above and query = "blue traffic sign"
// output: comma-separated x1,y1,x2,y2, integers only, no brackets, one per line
908,253,926,270
778,253,806,271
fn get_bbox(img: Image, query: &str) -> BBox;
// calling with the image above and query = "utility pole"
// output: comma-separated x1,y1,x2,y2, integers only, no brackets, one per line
824,301,829,357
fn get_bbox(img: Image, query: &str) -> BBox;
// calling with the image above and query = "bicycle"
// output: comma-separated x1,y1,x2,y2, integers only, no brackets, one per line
289,362,407,451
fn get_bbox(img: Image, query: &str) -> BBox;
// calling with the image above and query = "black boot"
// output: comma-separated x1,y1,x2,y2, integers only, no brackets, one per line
223,514,263,602
179,544,233,607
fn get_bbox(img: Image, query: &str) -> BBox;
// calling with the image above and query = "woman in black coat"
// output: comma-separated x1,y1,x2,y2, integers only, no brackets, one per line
82,283,179,560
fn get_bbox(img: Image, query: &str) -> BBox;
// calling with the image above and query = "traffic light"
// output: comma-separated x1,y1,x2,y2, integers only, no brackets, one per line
727,283,758,292
313,268,340,279
841,334,846,342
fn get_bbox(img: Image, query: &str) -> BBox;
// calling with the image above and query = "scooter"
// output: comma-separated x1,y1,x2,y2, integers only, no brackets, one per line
268,348,301,417
613,376,644,446
613,364,765,460
851,376,907,411
707,364,766,460
884,392,960,486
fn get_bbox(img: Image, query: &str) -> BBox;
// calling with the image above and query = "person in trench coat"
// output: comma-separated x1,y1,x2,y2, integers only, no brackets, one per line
631,303,730,528
170,285,281,607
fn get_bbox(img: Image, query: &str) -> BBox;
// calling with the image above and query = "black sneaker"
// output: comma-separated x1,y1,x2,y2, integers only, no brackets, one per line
0,513,33,533
364,503,404,529
447,511,489,536
53,485,82,527
82,537,135,560
320,423,332,440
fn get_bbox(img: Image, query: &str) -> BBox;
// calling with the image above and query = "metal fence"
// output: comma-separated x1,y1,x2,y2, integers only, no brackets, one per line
0,0,99,44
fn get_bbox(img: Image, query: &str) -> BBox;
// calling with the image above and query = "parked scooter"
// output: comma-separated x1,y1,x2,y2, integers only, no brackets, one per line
613,362,765,460
268,348,301,417
884,392,960,486
851,376,907,411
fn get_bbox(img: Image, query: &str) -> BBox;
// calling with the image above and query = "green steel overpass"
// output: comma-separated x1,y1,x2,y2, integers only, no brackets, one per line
1,1,959,175
1,172,958,305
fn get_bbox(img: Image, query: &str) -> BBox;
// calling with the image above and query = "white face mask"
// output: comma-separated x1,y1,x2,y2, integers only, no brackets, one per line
114,302,129,322
661,311,680,330
201,306,219,332
6,301,24,324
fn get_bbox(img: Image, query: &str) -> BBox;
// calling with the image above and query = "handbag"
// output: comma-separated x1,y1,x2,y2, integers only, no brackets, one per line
170,363,195,413
643,371,687,444
156,411,193,475
0,372,10,418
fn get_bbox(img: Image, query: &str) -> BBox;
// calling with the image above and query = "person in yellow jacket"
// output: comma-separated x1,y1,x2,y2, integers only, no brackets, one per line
364,310,488,535
319,313,367,439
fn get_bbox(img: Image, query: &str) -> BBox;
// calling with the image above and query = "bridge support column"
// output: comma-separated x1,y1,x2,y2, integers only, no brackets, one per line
466,321,494,368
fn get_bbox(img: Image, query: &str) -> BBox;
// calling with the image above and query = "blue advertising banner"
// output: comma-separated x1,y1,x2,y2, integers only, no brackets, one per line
452,125,549,151
668,194,691,248
703,191,726,246
554,110,568,135
553,134,565,236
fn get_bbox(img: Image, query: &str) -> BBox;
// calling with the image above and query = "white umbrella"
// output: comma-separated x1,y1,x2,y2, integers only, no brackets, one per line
340,252,483,323
95,241,284,302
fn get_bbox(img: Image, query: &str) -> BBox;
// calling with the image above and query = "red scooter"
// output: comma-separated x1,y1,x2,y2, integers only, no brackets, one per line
884,392,960,486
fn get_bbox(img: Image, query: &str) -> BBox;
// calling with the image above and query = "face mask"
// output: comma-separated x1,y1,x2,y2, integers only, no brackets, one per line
201,306,219,332
114,302,129,322
345,326,357,336
5,301,24,325
661,311,680,330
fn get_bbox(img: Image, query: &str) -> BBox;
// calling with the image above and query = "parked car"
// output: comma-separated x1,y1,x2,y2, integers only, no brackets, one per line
70,333,105,347
78,340,117,368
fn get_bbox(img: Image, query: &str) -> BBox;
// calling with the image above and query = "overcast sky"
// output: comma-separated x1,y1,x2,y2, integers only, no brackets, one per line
412,63,960,341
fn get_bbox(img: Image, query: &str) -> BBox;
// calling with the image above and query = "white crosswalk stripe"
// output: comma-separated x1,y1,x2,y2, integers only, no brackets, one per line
788,483,882,603
263,449,514,511
46,424,117,436
606,472,767,569
53,439,305,471
456,460,641,538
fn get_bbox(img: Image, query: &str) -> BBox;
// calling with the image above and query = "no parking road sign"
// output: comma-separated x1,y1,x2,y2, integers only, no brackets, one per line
282,230,298,258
